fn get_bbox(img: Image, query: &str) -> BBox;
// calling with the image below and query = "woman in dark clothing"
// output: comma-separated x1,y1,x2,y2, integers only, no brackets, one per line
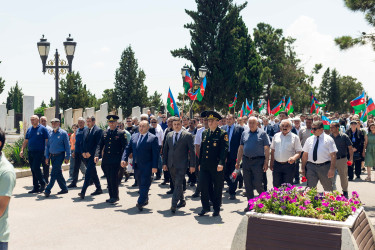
346,120,365,180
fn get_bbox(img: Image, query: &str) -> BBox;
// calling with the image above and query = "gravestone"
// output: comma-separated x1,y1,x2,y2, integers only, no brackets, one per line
142,107,149,115
95,110,102,126
85,107,95,118
118,107,123,122
150,106,156,115
64,108,73,128
44,107,55,125
100,102,108,125
73,108,83,124
0,105,6,130
131,106,141,119
8,109,15,117
6,116,14,131
22,96,35,130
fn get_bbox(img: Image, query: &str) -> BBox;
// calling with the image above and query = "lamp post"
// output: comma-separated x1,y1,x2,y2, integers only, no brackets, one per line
37,34,77,118
181,65,208,118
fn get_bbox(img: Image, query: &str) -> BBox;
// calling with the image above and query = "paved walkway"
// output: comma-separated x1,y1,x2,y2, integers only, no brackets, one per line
8,168,375,250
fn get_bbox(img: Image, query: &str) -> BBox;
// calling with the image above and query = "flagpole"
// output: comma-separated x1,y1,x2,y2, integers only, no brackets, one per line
188,93,198,116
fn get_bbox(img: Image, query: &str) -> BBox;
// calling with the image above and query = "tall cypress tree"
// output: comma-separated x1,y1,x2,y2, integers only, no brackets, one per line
0,61,5,95
171,0,248,110
6,81,23,113
114,45,148,116
329,69,341,111
319,68,330,104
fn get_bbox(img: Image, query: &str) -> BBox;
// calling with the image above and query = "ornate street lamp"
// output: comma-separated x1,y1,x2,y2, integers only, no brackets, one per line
37,34,77,118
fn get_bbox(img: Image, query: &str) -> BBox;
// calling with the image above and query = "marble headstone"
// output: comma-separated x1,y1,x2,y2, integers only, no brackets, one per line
0,105,6,130
118,107,123,122
73,108,83,124
22,96,34,130
100,102,108,125
85,107,95,118
64,108,73,128
142,107,149,115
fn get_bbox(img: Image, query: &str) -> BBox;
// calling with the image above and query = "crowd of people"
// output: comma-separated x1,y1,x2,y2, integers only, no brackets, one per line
1,109,375,248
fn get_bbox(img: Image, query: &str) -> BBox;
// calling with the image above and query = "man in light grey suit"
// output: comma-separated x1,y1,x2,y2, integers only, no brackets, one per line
163,117,196,213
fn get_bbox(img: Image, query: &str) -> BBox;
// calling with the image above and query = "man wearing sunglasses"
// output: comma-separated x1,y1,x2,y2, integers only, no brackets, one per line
125,117,139,135
301,121,337,191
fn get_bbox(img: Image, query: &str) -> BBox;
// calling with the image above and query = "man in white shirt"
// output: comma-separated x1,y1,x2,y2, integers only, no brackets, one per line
270,120,302,187
301,121,338,191
150,117,164,180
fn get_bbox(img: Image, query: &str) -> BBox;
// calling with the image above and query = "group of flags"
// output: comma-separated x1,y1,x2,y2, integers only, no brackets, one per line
166,69,207,117
350,91,375,122
271,97,294,116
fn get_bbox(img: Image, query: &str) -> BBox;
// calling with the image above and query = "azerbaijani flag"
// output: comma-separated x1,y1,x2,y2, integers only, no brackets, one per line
267,100,271,115
240,102,245,118
351,91,366,114
245,99,252,115
196,76,206,101
187,88,198,101
282,96,286,108
310,93,321,114
360,98,375,122
322,116,331,130
259,100,264,112
285,97,294,115
167,88,179,117
271,100,283,116
229,93,237,109
183,70,193,94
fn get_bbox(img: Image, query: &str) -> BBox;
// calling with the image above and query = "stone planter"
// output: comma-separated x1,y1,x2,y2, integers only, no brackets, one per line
231,207,375,250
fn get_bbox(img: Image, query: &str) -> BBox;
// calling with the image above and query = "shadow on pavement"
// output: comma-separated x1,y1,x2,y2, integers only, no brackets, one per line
35,194,63,201
115,207,153,215
127,191,139,197
222,197,242,205
157,209,192,217
13,193,39,199
22,186,33,191
87,202,121,209
71,196,94,202
157,193,171,199
194,215,224,225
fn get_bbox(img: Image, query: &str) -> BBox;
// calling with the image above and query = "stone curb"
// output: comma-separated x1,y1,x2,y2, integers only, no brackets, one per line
15,164,70,179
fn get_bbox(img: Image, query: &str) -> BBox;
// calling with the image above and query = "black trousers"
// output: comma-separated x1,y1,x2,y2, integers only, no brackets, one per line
103,163,121,199
81,156,101,195
200,167,224,212
42,156,50,183
71,153,86,185
28,151,46,190
348,159,362,179
224,157,238,195
163,170,171,182
242,157,265,200
273,161,295,187
187,167,196,183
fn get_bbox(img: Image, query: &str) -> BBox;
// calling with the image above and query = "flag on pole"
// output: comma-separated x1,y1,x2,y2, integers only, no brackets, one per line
187,88,198,101
285,97,294,115
271,100,283,116
360,98,375,122
183,70,193,94
229,93,237,109
167,88,179,117
322,116,331,130
282,96,286,108
196,76,206,101
351,91,366,114
259,99,264,112
267,100,271,115
240,103,245,118
245,98,251,115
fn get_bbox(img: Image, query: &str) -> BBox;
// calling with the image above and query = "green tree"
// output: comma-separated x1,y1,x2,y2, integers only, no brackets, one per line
6,81,23,113
318,68,331,104
339,75,364,112
0,61,5,95
328,69,341,111
171,0,248,111
114,45,149,116
49,97,55,107
97,89,117,112
335,0,375,50
147,91,163,111
59,71,97,110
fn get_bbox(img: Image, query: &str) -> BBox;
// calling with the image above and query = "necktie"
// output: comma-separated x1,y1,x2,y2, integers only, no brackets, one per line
174,133,179,145
227,126,232,151
313,136,319,161
138,135,144,146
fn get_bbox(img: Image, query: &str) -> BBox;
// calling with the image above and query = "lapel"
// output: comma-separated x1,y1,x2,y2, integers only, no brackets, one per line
137,133,148,149
174,131,182,149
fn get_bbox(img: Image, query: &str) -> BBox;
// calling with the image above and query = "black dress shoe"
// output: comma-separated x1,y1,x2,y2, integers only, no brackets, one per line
171,206,176,213
166,190,173,194
160,181,168,185
39,185,45,193
143,200,149,206
67,183,77,188
44,192,50,197
106,198,111,203
212,210,220,217
190,182,195,187
192,193,200,198
57,190,68,195
28,189,39,194
136,203,143,211
198,209,209,216
78,193,85,199
177,200,186,208
132,182,138,187
109,198,119,204
91,189,103,196
100,175,106,179
124,173,130,182
229,194,236,200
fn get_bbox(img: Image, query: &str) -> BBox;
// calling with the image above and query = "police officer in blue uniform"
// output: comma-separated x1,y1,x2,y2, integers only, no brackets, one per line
95,115,127,204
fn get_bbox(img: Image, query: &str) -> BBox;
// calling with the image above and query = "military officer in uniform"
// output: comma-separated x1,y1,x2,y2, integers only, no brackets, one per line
198,111,229,217
95,115,127,204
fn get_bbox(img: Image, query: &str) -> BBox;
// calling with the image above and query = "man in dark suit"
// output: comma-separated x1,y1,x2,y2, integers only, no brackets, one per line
78,116,103,199
163,117,195,213
95,115,127,204
221,114,244,200
121,120,159,211
262,117,275,142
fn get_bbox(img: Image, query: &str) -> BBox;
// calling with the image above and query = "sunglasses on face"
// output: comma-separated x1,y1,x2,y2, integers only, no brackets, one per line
311,127,319,131
151,121,157,123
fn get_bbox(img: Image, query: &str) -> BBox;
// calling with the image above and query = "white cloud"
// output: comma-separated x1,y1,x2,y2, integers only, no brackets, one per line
286,15,375,97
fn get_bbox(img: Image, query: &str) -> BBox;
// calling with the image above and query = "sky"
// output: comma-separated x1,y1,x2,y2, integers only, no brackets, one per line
0,0,374,109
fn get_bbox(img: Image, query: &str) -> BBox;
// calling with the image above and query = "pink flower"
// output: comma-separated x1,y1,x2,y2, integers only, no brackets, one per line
353,201,359,205
351,206,357,212
249,203,254,210
322,202,329,207
329,207,334,211
258,203,264,208
272,193,277,198
316,208,322,211
304,200,311,206
299,206,306,210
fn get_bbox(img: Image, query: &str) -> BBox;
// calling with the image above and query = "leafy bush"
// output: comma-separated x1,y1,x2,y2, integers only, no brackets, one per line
3,137,29,167
248,184,362,222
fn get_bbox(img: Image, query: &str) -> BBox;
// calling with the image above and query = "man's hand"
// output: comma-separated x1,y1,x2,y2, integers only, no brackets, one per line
349,157,354,164
198,165,200,171
64,159,69,164
235,163,240,170
287,157,295,164
152,168,157,174
301,169,305,177
328,168,335,178
45,158,49,165
263,163,268,172
353,147,357,152
162,165,168,171
189,167,195,174
86,152,91,158
217,165,223,172
121,161,128,168
94,157,99,164
82,153,87,158
20,151,24,158
129,153,133,159
72,152,75,158
269,163,274,171
362,151,366,158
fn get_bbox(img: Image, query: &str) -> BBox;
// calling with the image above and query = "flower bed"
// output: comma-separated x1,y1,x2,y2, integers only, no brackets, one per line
248,184,362,222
